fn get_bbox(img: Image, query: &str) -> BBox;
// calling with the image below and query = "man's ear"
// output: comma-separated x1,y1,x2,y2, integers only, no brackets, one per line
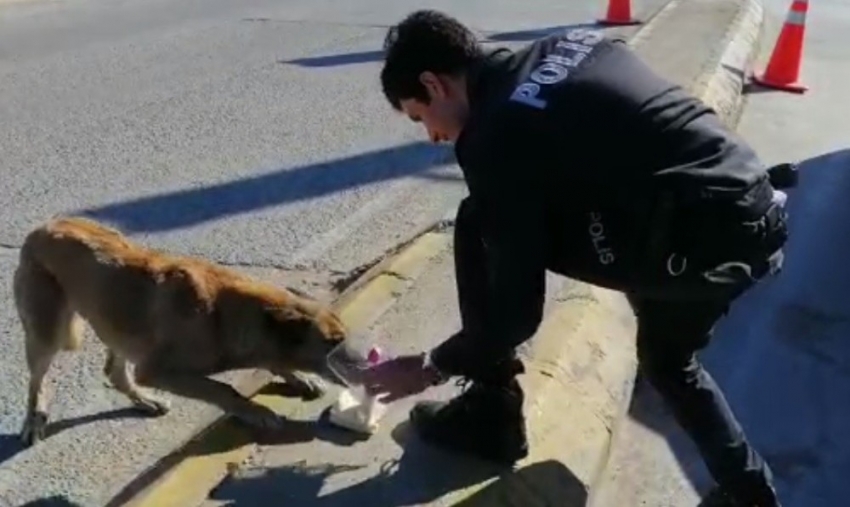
419,71,447,100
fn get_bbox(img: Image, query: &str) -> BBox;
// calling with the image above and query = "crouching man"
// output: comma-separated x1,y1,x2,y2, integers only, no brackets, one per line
364,10,790,507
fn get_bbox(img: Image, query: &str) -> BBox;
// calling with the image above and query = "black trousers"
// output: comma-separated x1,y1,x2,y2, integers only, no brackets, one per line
449,196,781,504
626,295,779,505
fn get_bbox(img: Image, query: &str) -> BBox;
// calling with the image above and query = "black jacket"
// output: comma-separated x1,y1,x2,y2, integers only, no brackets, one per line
431,29,776,378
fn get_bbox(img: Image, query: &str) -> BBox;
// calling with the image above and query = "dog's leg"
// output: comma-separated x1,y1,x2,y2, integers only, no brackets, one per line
14,256,78,447
20,340,58,447
104,350,170,416
135,363,285,430
279,370,326,400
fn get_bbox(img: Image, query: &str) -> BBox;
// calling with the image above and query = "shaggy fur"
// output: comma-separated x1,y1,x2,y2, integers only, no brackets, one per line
14,217,347,446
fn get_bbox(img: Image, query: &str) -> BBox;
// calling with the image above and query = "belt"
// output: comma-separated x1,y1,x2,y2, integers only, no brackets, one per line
740,189,787,238
639,178,789,281
628,163,795,299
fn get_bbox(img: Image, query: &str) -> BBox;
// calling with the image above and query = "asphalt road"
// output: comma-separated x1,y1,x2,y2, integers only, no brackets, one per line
0,0,667,504
593,0,850,505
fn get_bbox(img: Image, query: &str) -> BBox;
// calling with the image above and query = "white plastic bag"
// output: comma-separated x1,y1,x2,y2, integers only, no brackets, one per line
326,343,386,434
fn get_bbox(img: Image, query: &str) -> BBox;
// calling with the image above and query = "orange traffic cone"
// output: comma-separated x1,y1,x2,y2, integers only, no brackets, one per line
752,0,809,93
598,0,641,26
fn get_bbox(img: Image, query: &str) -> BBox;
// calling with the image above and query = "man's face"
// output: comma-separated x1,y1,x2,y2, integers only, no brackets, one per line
399,72,468,144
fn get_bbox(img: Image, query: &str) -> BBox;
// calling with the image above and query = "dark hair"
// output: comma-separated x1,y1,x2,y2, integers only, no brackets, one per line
381,10,484,110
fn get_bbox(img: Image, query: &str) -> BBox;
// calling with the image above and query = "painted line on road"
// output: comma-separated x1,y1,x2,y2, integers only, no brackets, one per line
112,230,453,507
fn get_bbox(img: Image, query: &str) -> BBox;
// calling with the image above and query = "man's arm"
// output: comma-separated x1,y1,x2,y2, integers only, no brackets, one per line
430,164,548,380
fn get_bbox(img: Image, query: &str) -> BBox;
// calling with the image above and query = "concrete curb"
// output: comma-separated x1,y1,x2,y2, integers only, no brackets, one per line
694,0,765,129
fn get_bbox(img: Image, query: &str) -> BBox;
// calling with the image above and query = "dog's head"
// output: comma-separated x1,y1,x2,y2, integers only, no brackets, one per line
260,300,348,378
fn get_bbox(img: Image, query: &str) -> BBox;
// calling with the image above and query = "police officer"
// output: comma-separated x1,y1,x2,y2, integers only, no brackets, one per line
363,9,789,507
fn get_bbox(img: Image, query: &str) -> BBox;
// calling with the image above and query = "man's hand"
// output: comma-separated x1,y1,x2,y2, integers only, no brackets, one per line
361,353,445,403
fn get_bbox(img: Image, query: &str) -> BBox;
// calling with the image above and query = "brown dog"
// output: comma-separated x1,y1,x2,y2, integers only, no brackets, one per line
14,217,347,446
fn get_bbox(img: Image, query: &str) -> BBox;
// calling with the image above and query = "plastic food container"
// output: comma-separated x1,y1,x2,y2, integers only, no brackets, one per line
325,342,387,434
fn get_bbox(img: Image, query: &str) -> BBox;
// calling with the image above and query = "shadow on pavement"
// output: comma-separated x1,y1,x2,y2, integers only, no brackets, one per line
17,496,85,507
46,407,156,439
104,382,370,507
728,66,790,97
742,81,790,95
207,420,586,507
0,433,26,466
622,376,713,493
0,407,149,466
78,141,451,234
451,459,587,507
0,407,196,467
483,23,605,42
277,23,618,71
626,148,850,505
280,50,385,68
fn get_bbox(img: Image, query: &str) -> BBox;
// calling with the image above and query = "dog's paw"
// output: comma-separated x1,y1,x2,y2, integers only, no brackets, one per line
20,411,48,447
132,396,171,416
238,405,286,431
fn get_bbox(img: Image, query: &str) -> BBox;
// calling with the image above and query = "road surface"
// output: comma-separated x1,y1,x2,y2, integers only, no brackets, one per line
0,0,666,504
593,0,850,505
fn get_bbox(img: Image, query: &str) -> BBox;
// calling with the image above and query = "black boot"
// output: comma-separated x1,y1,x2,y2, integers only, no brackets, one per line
700,485,783,507
701,487,745,507
409,377,528,466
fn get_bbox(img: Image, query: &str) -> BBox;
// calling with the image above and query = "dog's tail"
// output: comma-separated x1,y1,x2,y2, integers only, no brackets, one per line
14,225,84,352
